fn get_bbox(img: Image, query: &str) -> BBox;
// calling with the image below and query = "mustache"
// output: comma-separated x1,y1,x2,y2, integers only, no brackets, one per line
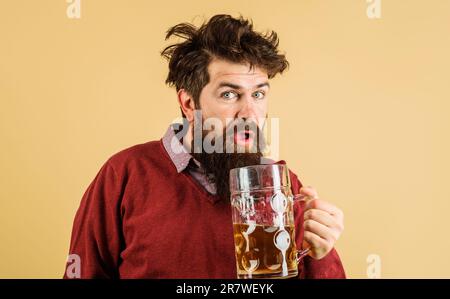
225,119,261,137
206,118,266,153
189,118,266,199
204,118,263,142
180,116,267,154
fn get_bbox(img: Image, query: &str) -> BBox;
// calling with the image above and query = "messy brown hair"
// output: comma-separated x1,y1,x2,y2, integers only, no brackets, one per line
161,14,289,112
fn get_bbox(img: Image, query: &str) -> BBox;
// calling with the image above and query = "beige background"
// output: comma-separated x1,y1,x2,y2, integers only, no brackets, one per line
1,0,449,278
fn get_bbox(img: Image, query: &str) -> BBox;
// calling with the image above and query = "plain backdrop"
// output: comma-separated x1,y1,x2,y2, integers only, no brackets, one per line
1,0,449,278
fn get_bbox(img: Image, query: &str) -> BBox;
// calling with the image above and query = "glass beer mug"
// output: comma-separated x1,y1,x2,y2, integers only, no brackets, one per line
229,164,310,279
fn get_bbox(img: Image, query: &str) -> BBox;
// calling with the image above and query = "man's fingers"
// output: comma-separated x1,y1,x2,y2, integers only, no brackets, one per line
304,208,344,232
304,198,343,218
303,230,326,248
303,231,329,258
304,219,339,243
299,186,319,199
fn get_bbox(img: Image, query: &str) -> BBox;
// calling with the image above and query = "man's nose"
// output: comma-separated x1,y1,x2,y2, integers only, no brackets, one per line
236,96,257,122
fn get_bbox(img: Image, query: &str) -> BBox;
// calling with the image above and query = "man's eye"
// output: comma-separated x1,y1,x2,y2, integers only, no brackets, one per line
253,91,265,99
221,91,238,100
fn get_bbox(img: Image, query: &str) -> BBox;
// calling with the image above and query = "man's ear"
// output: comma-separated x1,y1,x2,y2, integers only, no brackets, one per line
177,89,196,122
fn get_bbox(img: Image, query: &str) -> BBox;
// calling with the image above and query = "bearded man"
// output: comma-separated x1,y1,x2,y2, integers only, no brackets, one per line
63,14,345,279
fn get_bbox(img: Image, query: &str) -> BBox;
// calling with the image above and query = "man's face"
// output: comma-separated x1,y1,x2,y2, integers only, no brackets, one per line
197,59,270,152
184,59,269,199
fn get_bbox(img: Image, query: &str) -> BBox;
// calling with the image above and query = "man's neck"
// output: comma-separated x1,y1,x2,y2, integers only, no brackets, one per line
181,122,194,154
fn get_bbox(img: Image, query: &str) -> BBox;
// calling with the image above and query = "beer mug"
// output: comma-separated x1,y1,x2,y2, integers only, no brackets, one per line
229,164,310,279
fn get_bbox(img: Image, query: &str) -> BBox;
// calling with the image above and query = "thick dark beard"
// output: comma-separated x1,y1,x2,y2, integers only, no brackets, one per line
192,122,265,201
193,151,263,201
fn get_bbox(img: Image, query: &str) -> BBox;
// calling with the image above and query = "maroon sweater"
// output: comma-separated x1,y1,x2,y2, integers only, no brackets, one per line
63,140,346,279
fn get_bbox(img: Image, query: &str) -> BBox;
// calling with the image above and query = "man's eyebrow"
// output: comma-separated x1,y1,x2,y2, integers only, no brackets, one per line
217,82,270,89
256,82,270,89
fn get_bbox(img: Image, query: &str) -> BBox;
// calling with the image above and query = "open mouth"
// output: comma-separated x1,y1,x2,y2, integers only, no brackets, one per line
234,130,255,146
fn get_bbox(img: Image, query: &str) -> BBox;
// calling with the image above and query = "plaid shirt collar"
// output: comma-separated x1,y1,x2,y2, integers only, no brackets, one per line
162,123,201,173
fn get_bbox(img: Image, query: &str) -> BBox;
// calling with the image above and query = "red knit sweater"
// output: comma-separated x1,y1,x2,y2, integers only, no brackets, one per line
63,139,346,279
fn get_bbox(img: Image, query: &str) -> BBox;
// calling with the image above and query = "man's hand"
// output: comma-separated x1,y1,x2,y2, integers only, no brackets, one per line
299,186,344,260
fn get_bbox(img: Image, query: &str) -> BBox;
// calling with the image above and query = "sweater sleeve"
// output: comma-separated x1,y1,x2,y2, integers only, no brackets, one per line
289,168,347,279
63,160,123,279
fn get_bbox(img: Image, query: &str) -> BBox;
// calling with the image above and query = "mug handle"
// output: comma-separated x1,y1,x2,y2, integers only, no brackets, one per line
293,194,312,263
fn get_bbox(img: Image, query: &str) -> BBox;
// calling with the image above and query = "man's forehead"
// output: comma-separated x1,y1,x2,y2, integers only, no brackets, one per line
208,59,268,83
